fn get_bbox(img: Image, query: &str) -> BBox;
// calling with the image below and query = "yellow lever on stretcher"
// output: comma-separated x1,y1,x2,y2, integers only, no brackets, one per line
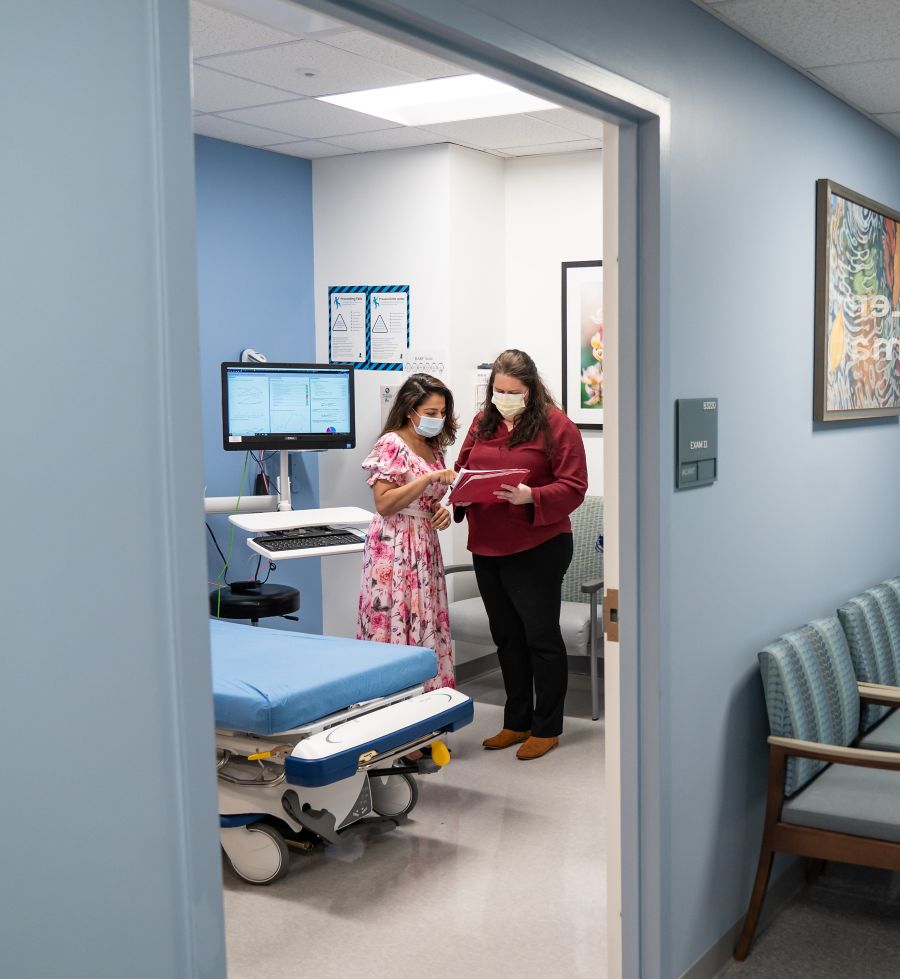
247,744,291,762
430,740,451,767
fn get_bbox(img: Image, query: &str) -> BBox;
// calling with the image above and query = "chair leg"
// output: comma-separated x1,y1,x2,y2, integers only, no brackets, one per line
734,844,775,961
805,858,826,885
589,597,600,721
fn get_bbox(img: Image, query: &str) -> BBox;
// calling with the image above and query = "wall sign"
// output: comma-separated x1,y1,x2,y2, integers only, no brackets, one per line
328,284,410,371
327,287,367,363
676,398,718,489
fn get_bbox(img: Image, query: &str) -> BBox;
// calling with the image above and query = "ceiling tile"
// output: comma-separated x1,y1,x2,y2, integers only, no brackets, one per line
318,30,467,79
527,107,605,138
811,58,900,113
266,140,355,159
196,39,421,97
235,4,347,37
190,1,298,58
192,113,295,147
421,114,574,150
503,139,604,157
326,127,448,152
191,64,297,113
220,98,399,139
702,0,900,68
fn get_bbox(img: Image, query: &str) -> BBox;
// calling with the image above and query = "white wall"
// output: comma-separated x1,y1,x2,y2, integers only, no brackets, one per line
313,143,603,644
447,145,507,582
504,150,604,492
314,144,509,639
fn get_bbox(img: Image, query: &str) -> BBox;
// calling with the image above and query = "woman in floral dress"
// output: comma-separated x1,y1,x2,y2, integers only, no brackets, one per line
358,373,458,691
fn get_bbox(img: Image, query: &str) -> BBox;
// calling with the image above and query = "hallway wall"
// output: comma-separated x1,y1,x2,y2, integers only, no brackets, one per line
1,1,225,975
349,0,900,974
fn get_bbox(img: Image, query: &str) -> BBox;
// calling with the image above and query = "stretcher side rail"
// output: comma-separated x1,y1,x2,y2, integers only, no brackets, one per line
270,684,426,737
285,691,474,788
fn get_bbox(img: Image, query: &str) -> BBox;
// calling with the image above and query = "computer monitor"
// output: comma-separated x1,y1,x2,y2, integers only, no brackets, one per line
221,362,355,451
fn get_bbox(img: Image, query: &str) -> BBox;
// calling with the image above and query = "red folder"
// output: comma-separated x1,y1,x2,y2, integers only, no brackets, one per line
448,467,530,505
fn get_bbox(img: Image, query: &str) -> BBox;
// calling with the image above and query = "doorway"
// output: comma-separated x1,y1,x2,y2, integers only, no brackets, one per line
193,2,668,975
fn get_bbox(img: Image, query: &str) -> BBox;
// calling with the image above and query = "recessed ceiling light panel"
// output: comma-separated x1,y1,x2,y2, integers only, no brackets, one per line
318,74,557,126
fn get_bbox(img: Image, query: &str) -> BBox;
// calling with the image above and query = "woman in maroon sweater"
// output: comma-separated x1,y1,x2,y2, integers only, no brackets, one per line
454,349,587,759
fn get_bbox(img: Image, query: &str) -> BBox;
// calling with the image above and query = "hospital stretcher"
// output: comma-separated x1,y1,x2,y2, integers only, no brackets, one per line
211,619,473,884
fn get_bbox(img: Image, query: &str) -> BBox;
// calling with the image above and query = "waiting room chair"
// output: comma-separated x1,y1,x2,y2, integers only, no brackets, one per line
445,495,604,719
735,616,900,960
837,576,900,751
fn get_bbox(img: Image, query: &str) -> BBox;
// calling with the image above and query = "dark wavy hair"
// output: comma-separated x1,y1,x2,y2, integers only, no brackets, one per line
476,349,556,452
381,373,458,449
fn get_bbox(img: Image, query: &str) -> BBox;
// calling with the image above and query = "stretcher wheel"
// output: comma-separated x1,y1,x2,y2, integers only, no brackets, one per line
226,822,290,885
370,772,418,818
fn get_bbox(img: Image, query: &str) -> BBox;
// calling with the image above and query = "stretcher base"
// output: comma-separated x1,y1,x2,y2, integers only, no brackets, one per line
217,688,472,884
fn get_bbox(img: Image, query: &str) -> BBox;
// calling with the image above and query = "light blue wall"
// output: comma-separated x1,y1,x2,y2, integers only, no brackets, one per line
0,2,225,976
195,135,323,634
336,1,900,974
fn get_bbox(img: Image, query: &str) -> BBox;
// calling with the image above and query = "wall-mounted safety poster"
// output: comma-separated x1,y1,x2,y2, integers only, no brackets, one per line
327,284,410,370
369,287,409,366
328,287,367,364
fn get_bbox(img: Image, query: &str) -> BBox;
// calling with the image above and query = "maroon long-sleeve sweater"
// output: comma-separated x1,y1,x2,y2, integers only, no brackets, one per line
454,407,588,557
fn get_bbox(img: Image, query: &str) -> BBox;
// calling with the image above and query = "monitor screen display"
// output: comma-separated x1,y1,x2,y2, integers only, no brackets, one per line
221,362,355,451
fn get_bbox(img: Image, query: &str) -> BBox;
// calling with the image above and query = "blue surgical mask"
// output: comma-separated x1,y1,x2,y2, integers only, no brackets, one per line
412,410,445,438
491,390,527,419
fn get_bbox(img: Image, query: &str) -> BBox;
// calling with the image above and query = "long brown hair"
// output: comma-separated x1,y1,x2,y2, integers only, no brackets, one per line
382,373,458,449
476,349,556,452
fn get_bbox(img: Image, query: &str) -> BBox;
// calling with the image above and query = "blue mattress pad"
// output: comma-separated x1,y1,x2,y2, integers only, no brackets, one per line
210,619,438,735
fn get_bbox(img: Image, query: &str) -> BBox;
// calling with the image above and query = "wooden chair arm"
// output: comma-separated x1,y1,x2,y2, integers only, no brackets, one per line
858,681,900,708
444,564,475,575
768,736,900,772
580,577,604,596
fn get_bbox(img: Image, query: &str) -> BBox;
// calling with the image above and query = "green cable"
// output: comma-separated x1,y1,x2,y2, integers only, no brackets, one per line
216,451,250,618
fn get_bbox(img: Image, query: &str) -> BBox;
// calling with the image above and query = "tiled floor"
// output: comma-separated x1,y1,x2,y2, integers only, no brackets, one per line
222,671,606,978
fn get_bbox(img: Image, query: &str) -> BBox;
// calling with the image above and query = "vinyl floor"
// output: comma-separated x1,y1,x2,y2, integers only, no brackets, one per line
223,670,606,979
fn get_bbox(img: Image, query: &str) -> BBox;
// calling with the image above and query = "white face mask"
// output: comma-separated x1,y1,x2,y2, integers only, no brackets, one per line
411,410,445,438
491,389,527,419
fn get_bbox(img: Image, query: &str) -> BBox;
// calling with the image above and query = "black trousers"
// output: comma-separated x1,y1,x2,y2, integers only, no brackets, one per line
472,533,574,738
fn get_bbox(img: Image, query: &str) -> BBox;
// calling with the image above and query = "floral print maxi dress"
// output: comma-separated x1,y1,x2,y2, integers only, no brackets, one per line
357,432,454,691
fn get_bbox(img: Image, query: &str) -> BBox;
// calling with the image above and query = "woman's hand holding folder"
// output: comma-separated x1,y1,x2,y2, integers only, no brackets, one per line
448,467,530,505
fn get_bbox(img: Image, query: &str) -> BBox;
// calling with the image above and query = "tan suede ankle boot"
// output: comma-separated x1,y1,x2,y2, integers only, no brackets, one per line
516,735,559,760
482,728,531,750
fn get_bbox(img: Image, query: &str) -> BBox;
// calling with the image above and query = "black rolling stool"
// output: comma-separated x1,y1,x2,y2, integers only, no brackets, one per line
210,581,300,626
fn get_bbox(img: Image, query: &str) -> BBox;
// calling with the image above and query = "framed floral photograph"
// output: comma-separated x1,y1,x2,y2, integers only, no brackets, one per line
561,260,603,430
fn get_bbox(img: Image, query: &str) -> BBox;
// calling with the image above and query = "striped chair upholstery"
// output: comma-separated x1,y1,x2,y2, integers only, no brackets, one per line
837,577,900,732
758,617,860,797
561,496,604,604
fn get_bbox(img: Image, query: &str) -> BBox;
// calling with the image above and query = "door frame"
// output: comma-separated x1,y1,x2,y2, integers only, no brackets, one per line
264,2,670,973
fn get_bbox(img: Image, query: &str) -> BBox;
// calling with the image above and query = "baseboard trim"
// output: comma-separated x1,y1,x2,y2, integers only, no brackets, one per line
456,652,499,683
679,860,805,979
456,652,603,684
